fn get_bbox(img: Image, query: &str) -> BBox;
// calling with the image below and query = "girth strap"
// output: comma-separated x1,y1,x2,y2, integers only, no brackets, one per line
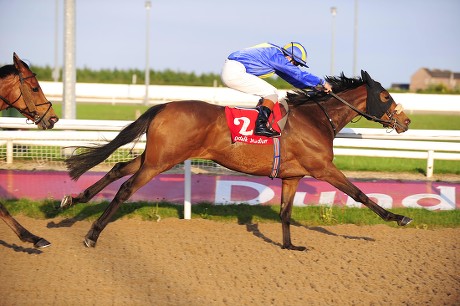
269,137,281,179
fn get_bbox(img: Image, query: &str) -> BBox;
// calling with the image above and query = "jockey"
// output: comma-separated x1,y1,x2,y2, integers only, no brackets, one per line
221,42,332,138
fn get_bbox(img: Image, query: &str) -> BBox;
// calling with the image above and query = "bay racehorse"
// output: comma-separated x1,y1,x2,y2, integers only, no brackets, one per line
62,70,412,250
0,53,59,248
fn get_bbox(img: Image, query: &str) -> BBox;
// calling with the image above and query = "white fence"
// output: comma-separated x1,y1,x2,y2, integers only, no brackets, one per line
39,81,460,113
0,117,459,178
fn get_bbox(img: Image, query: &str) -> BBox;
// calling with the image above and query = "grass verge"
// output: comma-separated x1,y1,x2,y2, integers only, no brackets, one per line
3,199,459,229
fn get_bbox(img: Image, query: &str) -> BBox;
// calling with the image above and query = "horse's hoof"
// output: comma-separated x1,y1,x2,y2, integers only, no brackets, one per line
282,244,307,252
34,238,51,249
60,195,73,209
84,238,96,248
398,216,413,226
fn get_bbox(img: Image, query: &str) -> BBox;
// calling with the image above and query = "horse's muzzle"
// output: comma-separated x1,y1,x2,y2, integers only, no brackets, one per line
40,116,59,130
395,118,411,134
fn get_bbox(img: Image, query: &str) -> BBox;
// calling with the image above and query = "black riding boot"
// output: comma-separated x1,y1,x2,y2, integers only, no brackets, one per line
254,106,280,138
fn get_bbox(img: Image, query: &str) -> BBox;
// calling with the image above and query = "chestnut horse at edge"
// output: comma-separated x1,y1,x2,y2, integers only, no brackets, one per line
0,53,59,248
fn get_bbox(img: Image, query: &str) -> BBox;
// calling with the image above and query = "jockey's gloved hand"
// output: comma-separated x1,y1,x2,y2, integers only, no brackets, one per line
322,82,333,93
314,84,324,92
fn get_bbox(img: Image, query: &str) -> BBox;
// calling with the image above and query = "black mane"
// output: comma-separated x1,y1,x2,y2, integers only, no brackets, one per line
0,64,18,79
286,73,364,106
0,60,30,79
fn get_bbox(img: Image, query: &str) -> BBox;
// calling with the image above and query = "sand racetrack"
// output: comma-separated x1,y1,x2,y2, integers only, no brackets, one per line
0,216,458,305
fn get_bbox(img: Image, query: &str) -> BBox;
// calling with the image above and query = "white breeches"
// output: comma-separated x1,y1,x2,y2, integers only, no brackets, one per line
221,59,279,101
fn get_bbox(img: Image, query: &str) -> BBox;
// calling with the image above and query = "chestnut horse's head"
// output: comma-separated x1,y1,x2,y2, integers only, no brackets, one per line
0,53,59,129
361,70,411,133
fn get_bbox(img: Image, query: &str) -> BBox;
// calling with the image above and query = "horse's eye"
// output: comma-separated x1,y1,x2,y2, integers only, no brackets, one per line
32,87,39,92
379,91,390,102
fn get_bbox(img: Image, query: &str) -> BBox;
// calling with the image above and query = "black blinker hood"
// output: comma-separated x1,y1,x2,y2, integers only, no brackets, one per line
361,70,392,118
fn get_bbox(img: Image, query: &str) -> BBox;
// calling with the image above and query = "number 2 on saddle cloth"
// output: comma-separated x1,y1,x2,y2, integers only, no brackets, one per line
224,101,288,145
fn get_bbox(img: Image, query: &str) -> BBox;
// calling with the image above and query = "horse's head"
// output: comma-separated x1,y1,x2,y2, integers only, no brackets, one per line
6,53,59,129
361,70,411,133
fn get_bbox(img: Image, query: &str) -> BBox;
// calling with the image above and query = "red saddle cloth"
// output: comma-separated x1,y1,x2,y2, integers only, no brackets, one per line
224,103,282,145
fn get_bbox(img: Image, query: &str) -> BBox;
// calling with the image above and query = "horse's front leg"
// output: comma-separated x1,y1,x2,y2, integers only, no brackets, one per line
0,203,51,248
280,177,306,251
61,158,141,209
314,165,412,226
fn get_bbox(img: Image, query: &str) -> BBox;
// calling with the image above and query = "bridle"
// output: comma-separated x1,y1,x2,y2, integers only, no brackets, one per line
0,71,53,125
316,90,405,136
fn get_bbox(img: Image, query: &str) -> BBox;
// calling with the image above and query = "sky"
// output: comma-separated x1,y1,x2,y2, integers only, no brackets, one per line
1,0,459,88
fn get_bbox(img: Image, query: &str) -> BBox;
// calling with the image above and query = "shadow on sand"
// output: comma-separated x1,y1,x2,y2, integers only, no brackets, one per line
41,201,375,249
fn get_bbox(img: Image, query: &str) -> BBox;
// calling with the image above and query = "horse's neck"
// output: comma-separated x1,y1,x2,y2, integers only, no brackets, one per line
0,86,8,111
315,87,368,133
334,94,366,130
0,76,17,111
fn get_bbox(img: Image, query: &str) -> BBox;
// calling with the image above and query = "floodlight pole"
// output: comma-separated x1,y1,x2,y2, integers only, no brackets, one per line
144,1,151,105
53,0,60,82
353,0,359,76
63,0,76,119
330,7,337,76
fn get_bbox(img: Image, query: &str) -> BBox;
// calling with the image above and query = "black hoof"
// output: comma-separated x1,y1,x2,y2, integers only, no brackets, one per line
397,216,413,226
34,238,51,249
84,237,96,248
60,195,73,209
282,244,307,251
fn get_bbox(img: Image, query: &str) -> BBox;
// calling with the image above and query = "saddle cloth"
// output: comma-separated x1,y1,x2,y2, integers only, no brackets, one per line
224,102,283,145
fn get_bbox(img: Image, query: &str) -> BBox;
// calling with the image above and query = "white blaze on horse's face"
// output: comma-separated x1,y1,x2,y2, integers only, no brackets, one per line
394,104,403,114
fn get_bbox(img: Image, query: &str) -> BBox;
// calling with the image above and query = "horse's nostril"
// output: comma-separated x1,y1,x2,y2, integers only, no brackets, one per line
47,118,58,129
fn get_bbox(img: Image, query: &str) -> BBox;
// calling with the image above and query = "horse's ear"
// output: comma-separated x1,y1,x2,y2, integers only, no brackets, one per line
361,70,375,85
13,52,23,71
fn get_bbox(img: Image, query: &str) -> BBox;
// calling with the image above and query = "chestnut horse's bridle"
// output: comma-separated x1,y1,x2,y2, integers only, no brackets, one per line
0,71,53,125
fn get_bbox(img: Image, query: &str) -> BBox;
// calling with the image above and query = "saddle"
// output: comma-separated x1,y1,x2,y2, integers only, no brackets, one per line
224,99,289,145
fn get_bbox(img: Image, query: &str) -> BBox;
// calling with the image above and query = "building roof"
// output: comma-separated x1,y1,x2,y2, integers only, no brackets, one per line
423,68,460,79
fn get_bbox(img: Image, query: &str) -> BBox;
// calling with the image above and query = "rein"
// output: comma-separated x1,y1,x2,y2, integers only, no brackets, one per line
0,72,53,125
313,99,337,136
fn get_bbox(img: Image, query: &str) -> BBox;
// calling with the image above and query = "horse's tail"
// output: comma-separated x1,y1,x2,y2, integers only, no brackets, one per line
65,104,167,180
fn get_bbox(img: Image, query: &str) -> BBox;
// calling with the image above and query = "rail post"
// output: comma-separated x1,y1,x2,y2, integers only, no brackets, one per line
6,139,13,164
427,150,434,178
184,159,192,219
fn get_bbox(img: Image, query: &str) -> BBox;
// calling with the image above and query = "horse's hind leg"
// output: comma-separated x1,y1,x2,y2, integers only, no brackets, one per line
314,165,412,226
61,157,142,209
84,165,160,247
279,177,306,251
0,202,51,248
